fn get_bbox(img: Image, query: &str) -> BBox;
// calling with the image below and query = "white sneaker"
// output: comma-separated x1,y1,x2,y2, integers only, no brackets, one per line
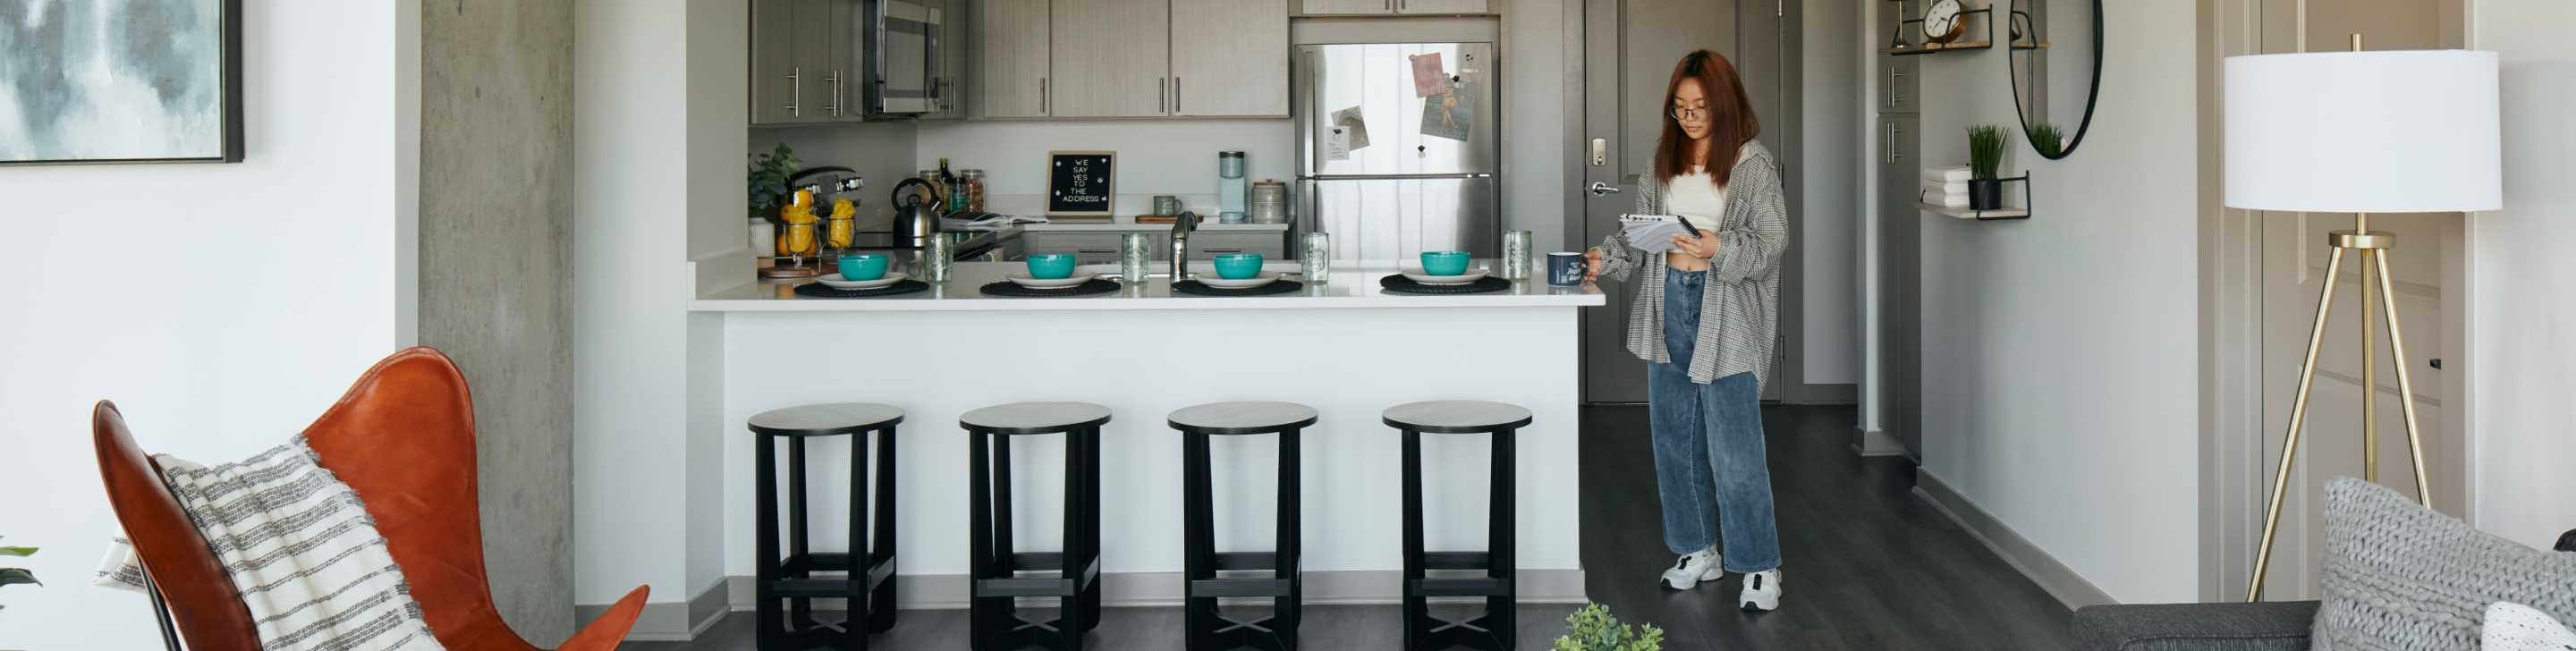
1658,547,1724,590
1739,569,1782,612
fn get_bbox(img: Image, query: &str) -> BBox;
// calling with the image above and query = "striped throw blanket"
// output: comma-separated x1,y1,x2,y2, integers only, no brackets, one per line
96,437,444,650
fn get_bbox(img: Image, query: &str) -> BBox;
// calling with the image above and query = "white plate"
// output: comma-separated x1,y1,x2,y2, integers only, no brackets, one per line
815,271,908,290
1401,267,1489,285
1006,271,1097,289
1196,272,1283,289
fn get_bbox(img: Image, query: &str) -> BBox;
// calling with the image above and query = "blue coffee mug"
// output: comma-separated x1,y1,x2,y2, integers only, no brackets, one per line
1546,252,1588,286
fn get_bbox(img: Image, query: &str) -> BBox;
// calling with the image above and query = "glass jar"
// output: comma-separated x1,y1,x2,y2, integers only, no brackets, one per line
960,169,987,213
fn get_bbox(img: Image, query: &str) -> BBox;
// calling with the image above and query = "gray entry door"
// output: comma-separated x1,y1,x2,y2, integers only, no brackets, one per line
1579,0,1790,404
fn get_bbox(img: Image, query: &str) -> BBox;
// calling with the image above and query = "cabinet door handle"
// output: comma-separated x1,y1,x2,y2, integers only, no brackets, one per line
1885,122,1907,163
1040,78,1048,114
1174,77,1182,114
1887,67,1906,108
786,66,801,116
1076,248,1120,254
1159,77,1167,114
1200,247,1244,253
826,71,844,116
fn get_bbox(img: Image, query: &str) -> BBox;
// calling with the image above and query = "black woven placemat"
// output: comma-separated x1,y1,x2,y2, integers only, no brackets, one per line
794,279,930,299
1173,279,1305,297
1380,275,1511,295
980,278,1122,298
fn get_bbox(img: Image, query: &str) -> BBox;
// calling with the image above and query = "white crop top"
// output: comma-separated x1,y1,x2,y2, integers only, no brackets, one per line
1665,147,1749,232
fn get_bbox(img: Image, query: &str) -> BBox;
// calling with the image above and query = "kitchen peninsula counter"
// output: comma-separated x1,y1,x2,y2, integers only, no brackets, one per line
691,260,1603,312
699,258,1597,608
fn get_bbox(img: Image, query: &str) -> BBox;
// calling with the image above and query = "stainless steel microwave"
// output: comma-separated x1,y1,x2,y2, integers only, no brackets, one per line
868,0,941,115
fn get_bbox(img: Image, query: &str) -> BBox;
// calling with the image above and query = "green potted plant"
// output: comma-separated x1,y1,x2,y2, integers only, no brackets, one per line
2028,121,2066,159
1554,603,1663,651
1,537,36,613
747,142,801,219
1967,124,2011,210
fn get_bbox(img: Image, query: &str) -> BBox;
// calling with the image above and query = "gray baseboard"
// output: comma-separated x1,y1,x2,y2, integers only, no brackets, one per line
1790,382,1860,405
574,577,732,642
1852,427,1912,460
1913,471,2116,611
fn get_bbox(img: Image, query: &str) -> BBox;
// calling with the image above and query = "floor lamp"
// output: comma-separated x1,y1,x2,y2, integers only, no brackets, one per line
2224,42,2500,601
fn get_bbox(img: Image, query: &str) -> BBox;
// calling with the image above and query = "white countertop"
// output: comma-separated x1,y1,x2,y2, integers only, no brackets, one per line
1019,215,1289,232
691,259,1604,312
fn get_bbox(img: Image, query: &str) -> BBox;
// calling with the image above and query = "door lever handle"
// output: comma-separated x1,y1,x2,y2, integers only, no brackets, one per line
1588,182,1623,197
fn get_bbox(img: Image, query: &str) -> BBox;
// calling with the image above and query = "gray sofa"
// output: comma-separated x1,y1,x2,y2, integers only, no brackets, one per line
2072,529,2576,651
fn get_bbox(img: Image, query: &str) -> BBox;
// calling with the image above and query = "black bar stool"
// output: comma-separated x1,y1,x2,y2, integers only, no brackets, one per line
1168,401,1315,651
1383,400,1531,651
750,403,903,651
963,402,1111,651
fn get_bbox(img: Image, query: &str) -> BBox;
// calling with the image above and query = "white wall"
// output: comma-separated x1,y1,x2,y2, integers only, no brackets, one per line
1801,0,1862,385
0,2,412,647
1911,2,2203,603
571,0,696,607
2467,1,2576,551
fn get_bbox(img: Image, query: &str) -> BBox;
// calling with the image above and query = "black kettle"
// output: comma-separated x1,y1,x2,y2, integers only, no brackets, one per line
891,177,942,249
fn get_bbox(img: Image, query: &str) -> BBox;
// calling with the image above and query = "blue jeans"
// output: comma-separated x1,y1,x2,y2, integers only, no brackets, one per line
1647,267,1782,572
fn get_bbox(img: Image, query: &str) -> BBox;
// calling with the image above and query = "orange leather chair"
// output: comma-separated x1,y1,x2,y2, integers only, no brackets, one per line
94,347,649,650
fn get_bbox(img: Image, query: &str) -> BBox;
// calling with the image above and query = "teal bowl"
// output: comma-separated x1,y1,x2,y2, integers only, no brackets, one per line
1211,253,1265,280
1025,254,1078,280
1419,250,1471,276
839,253,890,281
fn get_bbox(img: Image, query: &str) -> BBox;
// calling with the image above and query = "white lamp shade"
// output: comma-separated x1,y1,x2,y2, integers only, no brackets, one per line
2224,50,2501,213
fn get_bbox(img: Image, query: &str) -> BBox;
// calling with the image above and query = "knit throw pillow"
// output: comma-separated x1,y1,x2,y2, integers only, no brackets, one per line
2310,478,2576,650
2485,602,2576,651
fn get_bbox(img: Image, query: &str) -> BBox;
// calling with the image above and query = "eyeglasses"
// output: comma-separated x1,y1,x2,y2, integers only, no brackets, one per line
1670,106,1709,122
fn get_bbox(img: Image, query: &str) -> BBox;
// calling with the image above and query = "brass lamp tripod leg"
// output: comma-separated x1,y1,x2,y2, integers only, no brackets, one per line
2244,219,2436,602
2247,247,2344,603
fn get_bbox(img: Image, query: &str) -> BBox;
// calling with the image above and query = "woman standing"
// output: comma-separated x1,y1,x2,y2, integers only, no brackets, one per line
1584,49,1789,613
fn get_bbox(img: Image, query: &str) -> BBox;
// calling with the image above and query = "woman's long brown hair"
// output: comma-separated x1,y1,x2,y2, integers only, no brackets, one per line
1653,49,1759,186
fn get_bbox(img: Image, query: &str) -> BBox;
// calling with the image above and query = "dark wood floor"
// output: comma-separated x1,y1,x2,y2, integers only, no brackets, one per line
632,405,2072,649
1575,405,2071,650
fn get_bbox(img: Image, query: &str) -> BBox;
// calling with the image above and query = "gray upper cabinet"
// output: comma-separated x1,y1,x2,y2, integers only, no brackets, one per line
751,0,857,125
923,0,970,119
975,0,1052,118
1395,0,1486,13
1301,0,1485,15
1301,0,1391,14
1049,0,1171,117
1171,0,1287,117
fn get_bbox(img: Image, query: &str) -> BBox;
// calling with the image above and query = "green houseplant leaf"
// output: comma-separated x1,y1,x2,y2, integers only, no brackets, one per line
0,568,37,588
2028,122,2065,158
1554,603,1662,651
1967,124,2010,180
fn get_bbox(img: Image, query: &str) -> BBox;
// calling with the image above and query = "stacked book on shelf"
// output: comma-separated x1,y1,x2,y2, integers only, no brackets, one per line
1920,165,1971,207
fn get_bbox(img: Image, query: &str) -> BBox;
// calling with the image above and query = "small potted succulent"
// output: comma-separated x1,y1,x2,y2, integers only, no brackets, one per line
1,536,36,613
1554,603,1663,651
1967,124,2010,210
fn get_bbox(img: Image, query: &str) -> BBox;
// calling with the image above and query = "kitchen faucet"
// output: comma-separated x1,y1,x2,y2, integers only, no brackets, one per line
1168,211,1201,279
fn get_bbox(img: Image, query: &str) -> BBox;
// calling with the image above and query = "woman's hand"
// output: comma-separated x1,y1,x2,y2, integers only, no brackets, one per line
1583,248,1604,282
1668,230,1720,259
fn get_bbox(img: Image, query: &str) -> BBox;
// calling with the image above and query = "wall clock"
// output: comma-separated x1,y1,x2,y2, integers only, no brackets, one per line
1923,0,1968,44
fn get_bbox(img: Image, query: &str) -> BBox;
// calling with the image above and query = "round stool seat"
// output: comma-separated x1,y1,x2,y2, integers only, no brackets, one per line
1381,400,1533,434
960,401,1113,434
1167,401,1318,435
749,402,904,436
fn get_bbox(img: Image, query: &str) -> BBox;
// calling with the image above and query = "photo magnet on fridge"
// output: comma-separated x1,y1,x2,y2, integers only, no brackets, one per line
1419,79,1474,142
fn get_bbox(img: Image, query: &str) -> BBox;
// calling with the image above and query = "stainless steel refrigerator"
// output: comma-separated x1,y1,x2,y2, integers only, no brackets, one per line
1295,42,1499,263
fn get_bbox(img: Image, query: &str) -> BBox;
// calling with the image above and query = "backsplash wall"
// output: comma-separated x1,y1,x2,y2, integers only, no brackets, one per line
915,118,1298,216
754,121,921,232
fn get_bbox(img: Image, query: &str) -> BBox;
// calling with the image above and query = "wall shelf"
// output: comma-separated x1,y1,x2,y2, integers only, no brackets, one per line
1890,39,1993,56
1918,173,2033,221
1919,204,2029,220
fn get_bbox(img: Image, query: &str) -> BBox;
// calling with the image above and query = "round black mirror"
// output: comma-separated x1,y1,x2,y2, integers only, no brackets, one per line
2007,0,2101,159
